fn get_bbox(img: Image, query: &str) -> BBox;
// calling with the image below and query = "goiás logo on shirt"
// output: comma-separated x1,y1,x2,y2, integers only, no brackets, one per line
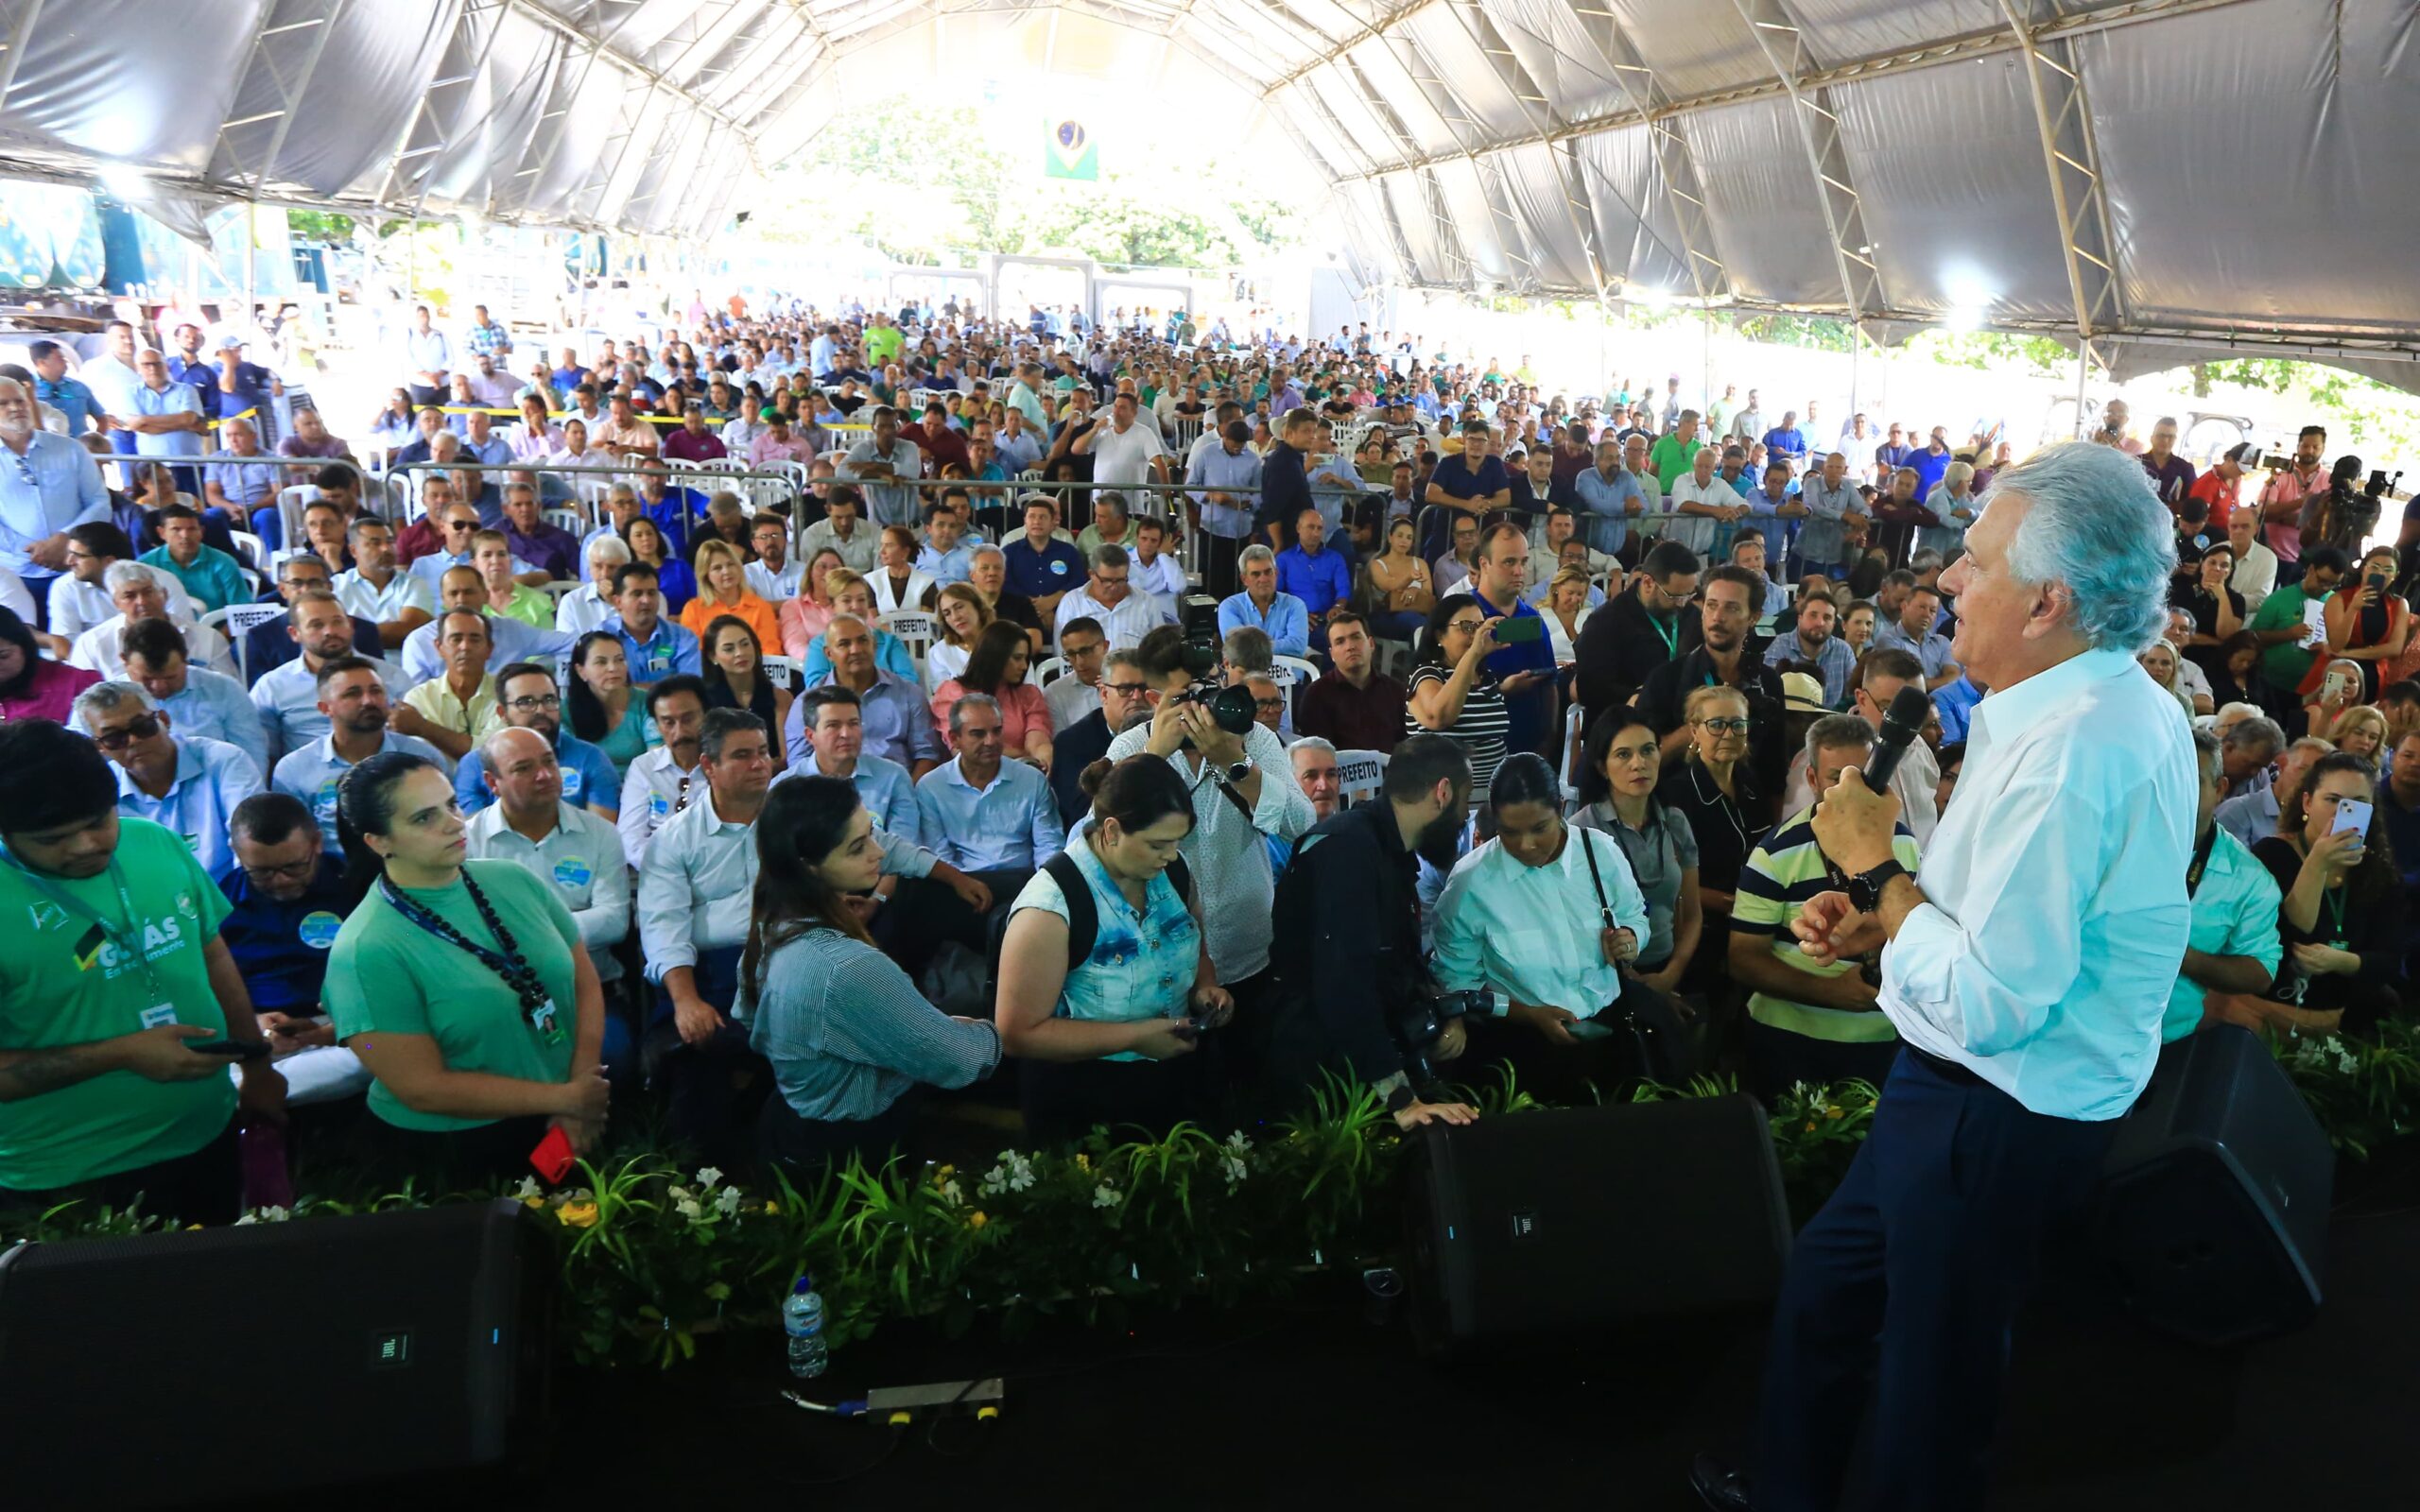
299,911,342,950
73,915,190,978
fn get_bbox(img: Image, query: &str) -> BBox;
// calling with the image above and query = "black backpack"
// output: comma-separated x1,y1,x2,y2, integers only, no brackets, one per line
984,848,1196,978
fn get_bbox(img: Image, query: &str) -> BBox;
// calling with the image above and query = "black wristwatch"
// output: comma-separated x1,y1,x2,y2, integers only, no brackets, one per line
1225,758,1253,784
1845,859,1908,914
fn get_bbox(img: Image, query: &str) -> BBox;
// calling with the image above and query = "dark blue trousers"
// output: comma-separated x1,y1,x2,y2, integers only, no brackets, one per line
1753,1047,2117,1512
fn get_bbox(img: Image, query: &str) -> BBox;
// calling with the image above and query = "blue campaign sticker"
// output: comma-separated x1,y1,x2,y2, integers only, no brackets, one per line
561,766,585,799
1049,558,1068,575
552,855,593,888
299,910,342,950
649,790,670,817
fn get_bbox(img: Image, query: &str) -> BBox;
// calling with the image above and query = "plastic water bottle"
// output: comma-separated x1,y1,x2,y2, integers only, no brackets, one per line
783,1274,827,1379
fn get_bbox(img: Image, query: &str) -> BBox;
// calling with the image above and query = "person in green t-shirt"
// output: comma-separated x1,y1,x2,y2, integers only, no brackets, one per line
0,721,283,1226
2246,545,2348,698
323,750,608,1187
1650,410,1705,492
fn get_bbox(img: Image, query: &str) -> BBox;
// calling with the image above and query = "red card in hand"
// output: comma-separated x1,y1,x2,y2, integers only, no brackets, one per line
529,1125,576,1184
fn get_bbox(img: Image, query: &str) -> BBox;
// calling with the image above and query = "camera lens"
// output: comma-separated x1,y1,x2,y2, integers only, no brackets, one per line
1207,682,1257,735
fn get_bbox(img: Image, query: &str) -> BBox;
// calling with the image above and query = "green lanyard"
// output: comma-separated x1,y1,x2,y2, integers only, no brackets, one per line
3,850,167,1008
1647,610,1679,661
2322,885,2349,948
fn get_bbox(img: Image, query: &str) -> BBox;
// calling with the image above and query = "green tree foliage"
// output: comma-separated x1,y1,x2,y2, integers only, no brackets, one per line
766,97,1294,268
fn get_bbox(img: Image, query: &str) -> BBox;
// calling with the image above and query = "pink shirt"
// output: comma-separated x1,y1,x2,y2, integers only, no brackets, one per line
777,596,834,659
750,434,816,467
2257,464,2324,564
0,657,99,724
929,678,1049,750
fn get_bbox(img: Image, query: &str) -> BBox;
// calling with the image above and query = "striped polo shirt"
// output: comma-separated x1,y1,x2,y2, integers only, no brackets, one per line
1731,804,1922,1044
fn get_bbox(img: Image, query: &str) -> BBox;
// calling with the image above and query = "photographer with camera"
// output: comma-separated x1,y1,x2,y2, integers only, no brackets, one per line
1267,732,1480,1130
1104,621,1315,1083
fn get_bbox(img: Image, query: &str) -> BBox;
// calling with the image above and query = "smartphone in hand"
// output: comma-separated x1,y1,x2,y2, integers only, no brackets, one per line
2333,799,2373,837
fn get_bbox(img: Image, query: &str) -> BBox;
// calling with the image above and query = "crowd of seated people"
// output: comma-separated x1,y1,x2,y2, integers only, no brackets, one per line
4,291,2416,1224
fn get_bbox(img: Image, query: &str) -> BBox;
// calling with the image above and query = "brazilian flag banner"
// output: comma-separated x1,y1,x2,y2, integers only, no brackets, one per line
1045,118,1098,181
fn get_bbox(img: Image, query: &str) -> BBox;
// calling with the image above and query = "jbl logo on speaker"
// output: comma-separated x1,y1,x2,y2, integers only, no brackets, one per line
1510,1211,1539,1241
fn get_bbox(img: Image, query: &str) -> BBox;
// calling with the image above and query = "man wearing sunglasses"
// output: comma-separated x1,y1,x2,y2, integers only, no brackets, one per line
71,679,264,883
451,661,619,822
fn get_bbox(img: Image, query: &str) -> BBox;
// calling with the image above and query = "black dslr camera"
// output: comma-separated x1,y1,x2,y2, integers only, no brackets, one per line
1395,988,1490,1086
1172,591,1256,742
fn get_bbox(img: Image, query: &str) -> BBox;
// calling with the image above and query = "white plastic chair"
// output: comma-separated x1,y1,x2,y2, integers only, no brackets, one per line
763,653,802,691
1560,699,1586,801
544,507,586,538
199,602,288,684
1333,748,1389,809
1032,655,1069,687
226,531,266,574
1271,654,1320,725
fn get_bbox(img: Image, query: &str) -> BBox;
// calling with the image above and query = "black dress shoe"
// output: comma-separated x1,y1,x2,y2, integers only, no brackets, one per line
1689,1452,1755,1511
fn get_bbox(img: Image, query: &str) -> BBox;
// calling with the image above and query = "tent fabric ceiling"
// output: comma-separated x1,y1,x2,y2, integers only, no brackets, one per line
0,0,2412,360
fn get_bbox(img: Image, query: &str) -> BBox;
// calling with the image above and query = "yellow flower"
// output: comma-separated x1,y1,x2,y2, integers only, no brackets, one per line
762,1200,780,1214
967,1211,989,1228
937,1163,956,1177
1074,1153,1090,1171
1824,1107,1844,1121
556,1200,600,1228
1804,1122,1818,1133
522,1195,544,1210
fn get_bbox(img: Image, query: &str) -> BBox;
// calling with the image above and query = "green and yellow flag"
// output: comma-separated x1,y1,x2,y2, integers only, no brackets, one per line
1045,118,1098,181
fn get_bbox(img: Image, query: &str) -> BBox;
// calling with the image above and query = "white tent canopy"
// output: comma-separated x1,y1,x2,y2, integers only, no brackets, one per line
0,0,2413,368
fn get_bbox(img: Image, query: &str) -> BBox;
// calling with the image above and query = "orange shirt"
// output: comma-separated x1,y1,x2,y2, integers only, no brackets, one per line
680,589,782,659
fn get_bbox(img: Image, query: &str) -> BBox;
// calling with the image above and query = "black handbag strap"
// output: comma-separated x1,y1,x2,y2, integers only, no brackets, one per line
1577,828,1617,931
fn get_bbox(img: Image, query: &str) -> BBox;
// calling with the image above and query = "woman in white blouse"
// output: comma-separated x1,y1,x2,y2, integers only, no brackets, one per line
925,583,990,689
1539,565,1595,668
869,526,938,616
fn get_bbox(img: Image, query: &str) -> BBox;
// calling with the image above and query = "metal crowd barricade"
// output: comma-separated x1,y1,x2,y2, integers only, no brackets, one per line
374,456,816,532
107,452,380,587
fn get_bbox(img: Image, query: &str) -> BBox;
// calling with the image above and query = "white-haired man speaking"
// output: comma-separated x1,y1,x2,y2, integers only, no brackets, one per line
1697,441,2198,1512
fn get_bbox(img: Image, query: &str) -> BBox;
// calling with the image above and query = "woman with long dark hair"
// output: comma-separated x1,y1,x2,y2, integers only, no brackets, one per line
567,631,657,780
995,755,1227,1143
700,613,790,754
929,618,1052,769
742,776,998,1170
0,606,98,722
1406,593,1511,799
323,751,609,1188
2252,750,2406,1033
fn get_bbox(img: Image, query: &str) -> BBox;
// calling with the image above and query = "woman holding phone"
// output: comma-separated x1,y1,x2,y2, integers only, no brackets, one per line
2316,545,2411,703
2250,751,2405,1034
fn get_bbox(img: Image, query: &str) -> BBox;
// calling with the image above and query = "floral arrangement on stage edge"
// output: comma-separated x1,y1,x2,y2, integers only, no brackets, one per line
7,1022,2411,1370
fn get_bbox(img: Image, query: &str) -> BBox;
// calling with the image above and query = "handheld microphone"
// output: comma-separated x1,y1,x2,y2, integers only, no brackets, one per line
1861,683,1934,794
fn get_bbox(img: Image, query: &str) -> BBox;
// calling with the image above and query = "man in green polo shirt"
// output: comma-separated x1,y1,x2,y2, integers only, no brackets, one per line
1649,408,1705,492
0,720,283,1226
2246,544,2347,707
1727,715,1925,1100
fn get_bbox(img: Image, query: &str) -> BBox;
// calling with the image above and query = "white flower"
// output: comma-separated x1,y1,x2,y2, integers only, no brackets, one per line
1009,1169,1035,1193
716,1186,742,1218
675,1198,703,1221
667,1184,693,1202
234,1205,290,1226
2336,1049,2360,1075
1092,1183,1123,1210
1224,1130,1252,1153
695,1166,723,1188
512,1177,542,1201
1220,1156,1247,1187
938,1179,963,1206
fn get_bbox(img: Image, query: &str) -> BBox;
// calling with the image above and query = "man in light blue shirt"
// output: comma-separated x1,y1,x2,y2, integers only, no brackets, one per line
786,615,941,776
779,684,922,843
2163,729,2282,1041
126,352,208,482
1217,544,1310,660
269,659,445,843
601,561,701,685
1795,452,1866,578
839,408,926,529
448,662,621,819
916,505,976,586
1762,593,1857,708
74,679,264,881
1570,438,1644,557
1872,584,1962,689
1185,421,1263,548
0,376,110,602
914,694,1061,879
119,618,268,771
399,564,578,681
1274,507,1353,650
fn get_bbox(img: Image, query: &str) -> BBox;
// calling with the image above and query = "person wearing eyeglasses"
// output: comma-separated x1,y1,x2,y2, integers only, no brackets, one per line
452,661,620,822
1654,683,1772,992
1575,540,1705,734
466,727,630,1047
72,679,264,883
217,792,373,1107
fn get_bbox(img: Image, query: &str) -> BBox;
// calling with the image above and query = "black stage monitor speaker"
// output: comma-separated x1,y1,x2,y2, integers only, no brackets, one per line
1404,1094,1791,1357
0,1198,549,1508
2099,1024,2332,1348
